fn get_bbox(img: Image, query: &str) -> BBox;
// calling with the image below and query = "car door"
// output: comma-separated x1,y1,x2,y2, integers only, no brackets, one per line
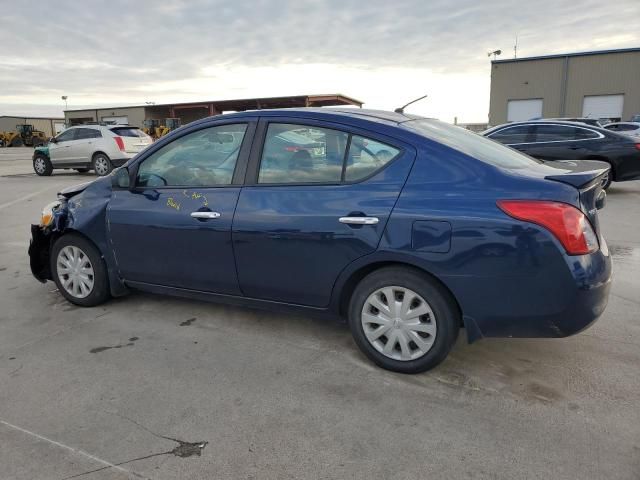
48,128,77,164
72,127,101,163
232,119,416,307
106,120,256,294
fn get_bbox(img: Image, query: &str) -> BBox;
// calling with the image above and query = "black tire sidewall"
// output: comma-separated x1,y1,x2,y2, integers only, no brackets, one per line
33,154,53,176
50,233,110,307
93,154,113,176
348,267,459,374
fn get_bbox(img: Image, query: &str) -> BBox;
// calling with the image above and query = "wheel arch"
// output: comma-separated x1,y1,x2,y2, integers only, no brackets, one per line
333,256,463,328
91,150,111,161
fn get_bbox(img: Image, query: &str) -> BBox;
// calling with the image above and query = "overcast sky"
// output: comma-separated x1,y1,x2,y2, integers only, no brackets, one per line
1,0,638,122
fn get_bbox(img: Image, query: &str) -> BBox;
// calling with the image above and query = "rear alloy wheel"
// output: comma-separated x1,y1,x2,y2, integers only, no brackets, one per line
33,154,53,176
51,234,110,306
348,267,459,373
93,154,113,176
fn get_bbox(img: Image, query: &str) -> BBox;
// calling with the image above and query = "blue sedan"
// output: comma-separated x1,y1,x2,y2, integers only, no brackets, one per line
29,109,612,373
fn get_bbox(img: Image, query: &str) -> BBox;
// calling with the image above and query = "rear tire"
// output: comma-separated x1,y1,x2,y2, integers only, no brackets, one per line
10,137,23,147
93,153,113,176
348,266,459,374
33,154,53,176
50,233,110,307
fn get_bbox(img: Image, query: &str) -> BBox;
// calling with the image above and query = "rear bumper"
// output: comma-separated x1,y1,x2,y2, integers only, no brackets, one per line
447,242,612,340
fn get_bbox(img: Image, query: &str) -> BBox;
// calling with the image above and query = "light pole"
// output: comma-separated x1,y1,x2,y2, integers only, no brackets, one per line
61,95,68,110
487,49,502,61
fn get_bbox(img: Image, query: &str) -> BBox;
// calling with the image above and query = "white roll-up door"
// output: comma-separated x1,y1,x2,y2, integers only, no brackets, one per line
507,99,543,122
582,95,624,120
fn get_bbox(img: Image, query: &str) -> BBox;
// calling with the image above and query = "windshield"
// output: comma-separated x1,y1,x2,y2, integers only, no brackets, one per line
403,119,542,170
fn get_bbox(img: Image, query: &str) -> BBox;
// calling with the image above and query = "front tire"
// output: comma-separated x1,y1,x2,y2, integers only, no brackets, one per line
33,154,53,176
93,153,113,176
348,267,459,374
51,234,110,307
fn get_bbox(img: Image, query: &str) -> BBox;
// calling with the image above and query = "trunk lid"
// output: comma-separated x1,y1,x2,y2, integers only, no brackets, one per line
543,159,609,234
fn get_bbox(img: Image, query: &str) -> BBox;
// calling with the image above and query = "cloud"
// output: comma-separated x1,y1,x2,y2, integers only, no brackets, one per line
0,0,638,122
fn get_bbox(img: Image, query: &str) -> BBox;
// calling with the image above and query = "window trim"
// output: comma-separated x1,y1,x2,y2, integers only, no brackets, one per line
245,118,404,187
129,120,256,190
487,122,604,145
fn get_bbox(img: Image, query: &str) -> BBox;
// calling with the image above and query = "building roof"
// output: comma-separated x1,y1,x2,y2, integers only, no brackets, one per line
492,46,640,64
64,94,363,113
0,115,64,120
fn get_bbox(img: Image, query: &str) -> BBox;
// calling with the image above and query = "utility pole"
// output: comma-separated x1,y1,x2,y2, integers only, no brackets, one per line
514,34,518,59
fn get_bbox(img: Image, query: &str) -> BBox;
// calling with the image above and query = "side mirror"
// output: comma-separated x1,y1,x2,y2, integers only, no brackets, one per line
112,167,130,189
49,137,57,143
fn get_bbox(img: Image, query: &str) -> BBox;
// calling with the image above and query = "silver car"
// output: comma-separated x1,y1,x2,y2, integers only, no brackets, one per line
604,122,640,139
32,125,152,177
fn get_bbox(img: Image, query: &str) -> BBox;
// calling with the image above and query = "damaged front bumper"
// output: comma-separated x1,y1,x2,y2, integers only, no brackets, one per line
28,200,69,283
29,224,53,283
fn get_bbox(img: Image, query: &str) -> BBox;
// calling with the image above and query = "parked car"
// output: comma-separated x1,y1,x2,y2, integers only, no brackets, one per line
630,114,640,123
29,109,612,373
547,117,603,127
604,122,640,139
483,120,640,189
32,125,152,177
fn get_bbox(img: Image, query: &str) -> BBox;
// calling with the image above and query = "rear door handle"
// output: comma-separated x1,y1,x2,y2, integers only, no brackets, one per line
339,216,379,225
190,211,221,219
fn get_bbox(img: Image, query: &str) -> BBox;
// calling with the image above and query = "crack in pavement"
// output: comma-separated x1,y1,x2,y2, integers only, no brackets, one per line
57,411,208,479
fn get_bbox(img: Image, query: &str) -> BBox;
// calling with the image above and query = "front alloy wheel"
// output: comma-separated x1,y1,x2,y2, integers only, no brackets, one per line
51,234,110,306
56,245,95,299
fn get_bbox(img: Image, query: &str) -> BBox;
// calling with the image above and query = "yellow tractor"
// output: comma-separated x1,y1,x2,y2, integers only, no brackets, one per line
2,124,48,147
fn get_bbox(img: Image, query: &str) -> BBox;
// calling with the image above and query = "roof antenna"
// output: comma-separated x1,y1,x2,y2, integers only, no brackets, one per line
394,94,428,114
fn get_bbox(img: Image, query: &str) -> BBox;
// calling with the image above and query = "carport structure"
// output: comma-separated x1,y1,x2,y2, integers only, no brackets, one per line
65,94,363,129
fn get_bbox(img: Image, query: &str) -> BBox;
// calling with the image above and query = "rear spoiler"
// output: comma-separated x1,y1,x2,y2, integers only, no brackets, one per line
544,160,610,190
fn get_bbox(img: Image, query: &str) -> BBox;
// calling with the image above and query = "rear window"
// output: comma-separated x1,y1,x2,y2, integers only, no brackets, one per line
404,119,542,169
110,127,146,138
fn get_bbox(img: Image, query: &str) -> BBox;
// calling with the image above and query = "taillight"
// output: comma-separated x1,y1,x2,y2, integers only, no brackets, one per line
497,200,598,255
113,136,125,151
285,146,300,152
634,143,640,151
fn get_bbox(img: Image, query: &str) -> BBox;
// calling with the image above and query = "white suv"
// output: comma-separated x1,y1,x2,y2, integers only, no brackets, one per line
32,125,152,176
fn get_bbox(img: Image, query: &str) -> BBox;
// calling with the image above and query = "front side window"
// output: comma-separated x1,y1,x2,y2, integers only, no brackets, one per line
136,123,247,187
257,123,401,184
55,129,76,142
488,125,532,144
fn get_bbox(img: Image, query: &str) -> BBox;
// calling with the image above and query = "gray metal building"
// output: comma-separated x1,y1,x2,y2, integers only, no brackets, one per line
489,47,640,125
64,94,363,128
0,116,65,136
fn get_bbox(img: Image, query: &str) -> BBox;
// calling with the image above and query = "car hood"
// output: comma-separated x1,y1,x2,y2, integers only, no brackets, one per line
58,176,112,199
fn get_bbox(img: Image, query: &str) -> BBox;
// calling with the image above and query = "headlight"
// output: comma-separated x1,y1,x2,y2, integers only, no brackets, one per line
40,201,61,227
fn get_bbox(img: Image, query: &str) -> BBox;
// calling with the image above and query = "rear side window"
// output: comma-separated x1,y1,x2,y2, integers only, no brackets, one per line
75,128,101,140
257,123,399,184
487,125,532,144
111,127,146,138
532,125,599,142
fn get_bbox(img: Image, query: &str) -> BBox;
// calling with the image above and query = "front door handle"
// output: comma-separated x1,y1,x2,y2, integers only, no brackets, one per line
190,211,221,219
339,216,379,225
